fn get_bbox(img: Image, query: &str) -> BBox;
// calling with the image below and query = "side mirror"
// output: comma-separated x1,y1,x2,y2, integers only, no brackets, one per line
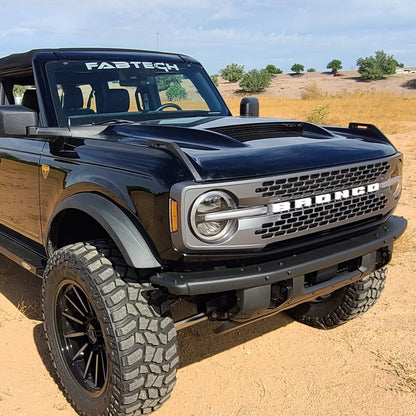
240,97,259,117
0,105,39,136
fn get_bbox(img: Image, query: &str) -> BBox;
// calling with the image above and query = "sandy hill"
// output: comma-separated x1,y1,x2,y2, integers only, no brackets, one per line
218,70,416,99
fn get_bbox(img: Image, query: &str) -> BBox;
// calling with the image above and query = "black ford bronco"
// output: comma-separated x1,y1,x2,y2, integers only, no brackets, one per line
0,48,407,415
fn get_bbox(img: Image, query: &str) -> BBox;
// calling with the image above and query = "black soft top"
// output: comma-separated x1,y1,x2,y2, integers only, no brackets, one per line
0,48,194,74
0,49,46,72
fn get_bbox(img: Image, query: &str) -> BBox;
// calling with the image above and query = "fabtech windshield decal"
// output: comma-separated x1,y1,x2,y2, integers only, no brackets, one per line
85,61,180,72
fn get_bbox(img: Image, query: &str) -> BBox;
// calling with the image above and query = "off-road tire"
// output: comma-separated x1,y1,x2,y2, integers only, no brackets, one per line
287,268,387,329
42,241,178,416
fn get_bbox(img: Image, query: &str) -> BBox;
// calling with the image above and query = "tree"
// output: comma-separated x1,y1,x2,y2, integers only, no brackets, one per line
327,59,342,74
356,50,398,80
291,63,304,74
220,63,245,82
239,69,272,93
166,83,187,101
264,64,282,75
13,84,28,98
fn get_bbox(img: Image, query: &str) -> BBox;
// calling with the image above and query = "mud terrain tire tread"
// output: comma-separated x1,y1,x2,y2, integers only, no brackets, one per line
287,268,387,329
42,241,178,416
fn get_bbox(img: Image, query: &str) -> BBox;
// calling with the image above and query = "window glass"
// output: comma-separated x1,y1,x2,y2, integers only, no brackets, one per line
45,59,228,126
155,74,209,111
13,84,33,105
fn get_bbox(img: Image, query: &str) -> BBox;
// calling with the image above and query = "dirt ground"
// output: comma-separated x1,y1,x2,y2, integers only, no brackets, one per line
0,73,415,416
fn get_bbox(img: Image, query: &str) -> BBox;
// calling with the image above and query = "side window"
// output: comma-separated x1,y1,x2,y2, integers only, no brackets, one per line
56,84,96,115
12,84,39,113
13,84,33,105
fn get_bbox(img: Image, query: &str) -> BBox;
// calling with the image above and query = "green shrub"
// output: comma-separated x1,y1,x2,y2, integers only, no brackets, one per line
220,63,245,82
305,105,330,124
166,83,187,101
307,68,316,72
239,69,272,93
357,50,398,81
265,64,282,75
210,74,219,87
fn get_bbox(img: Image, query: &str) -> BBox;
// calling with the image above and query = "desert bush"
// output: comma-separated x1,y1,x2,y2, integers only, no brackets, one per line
307,68,316,72
357,50,397,80
305,104,330,124
210,74,219,87
327,59,342,74
239,69,272,93
166,83,187,101
265,64,282,75
301,82,326,100
291,63,304,74
220,63,245,82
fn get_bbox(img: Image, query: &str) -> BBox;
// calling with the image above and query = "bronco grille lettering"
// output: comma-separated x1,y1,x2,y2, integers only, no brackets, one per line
270,183,380,214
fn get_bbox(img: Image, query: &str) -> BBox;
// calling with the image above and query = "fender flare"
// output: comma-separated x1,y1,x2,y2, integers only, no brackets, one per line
47,193,161,269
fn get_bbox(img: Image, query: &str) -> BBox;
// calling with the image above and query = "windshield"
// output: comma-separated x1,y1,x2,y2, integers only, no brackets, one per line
45,59,229,126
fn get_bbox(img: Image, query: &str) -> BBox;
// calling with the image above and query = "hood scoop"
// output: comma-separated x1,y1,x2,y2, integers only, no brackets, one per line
208,122,304,142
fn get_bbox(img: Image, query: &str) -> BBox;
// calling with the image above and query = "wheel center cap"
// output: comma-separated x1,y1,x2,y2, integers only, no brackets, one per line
87,324,97,344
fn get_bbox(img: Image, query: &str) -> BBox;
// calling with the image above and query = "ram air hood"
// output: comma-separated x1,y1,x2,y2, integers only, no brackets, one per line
111,116,398,181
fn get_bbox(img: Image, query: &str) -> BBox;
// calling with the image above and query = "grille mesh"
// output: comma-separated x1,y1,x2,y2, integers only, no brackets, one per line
255,161,389,201
253,160,390,240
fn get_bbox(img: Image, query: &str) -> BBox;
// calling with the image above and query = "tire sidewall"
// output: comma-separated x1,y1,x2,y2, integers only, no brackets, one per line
43,260,116,415
287,269,387,328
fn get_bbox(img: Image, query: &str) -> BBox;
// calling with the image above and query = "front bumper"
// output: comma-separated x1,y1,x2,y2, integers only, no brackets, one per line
152,216,407,296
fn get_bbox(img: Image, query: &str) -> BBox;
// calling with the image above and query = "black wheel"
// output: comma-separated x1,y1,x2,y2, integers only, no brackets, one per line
42,241,178,416
287,268,387,329
155,103,182,111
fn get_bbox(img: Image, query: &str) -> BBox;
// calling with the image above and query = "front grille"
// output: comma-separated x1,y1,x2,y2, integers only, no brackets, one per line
252,160,391,241
255,161,389,201
174,154,400,252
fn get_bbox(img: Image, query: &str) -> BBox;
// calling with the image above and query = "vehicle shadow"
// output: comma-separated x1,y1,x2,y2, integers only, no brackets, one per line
176,312,292,368
0,254,43,320
0,254,294,372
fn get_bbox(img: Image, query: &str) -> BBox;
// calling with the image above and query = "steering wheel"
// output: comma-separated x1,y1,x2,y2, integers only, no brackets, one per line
155,103,182,111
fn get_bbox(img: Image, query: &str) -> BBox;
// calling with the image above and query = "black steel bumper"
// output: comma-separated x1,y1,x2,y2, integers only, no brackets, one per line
152,216,407,296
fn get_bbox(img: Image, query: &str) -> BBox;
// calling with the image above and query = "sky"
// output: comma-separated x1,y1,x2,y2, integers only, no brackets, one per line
0,0,415,74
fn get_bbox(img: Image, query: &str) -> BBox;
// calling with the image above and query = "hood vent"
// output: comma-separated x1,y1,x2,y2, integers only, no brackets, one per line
209,122,303,142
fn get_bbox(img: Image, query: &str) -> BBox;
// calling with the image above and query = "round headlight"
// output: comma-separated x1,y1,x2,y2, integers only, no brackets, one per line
390,160,402,199
190,191,237,243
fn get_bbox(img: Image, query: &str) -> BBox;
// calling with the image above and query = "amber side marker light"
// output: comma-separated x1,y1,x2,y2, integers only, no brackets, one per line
170,199,179,232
